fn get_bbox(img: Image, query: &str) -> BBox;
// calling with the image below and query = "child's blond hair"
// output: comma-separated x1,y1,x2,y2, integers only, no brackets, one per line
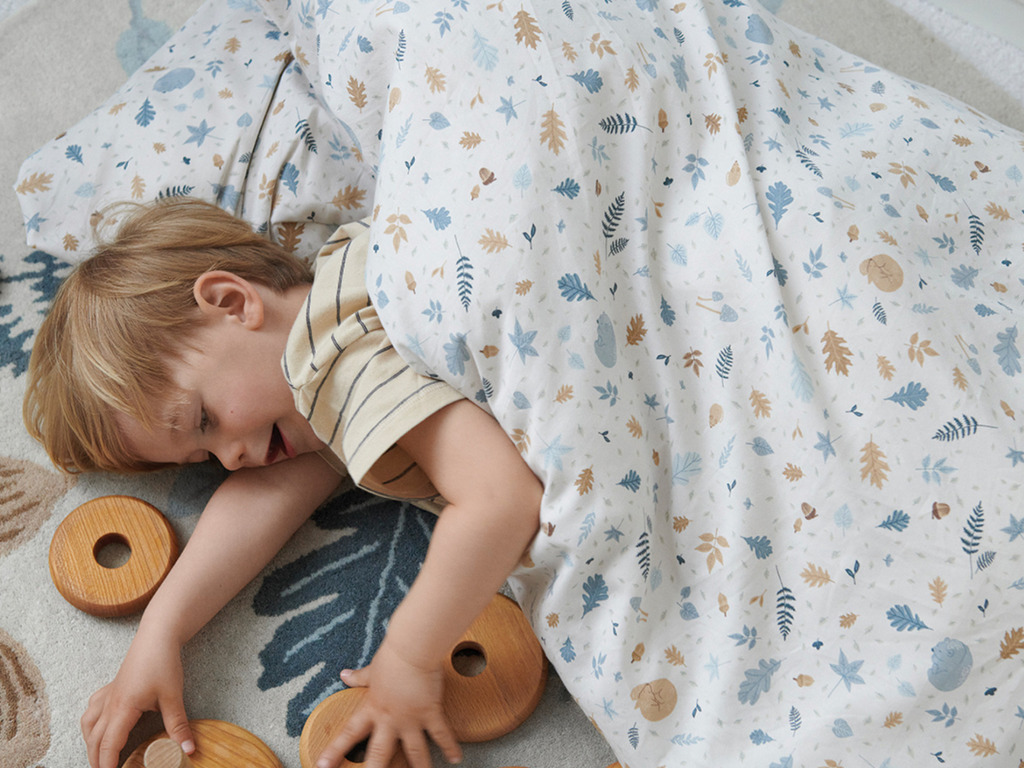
23,198,312,474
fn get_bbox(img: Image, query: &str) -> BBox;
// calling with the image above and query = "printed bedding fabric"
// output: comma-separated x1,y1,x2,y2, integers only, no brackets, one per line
260,1,1024,765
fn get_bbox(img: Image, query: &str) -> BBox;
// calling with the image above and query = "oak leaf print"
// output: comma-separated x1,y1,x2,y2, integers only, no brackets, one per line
347,76,368,110
822,326,853,375
514,9,542,48
860,439,890,488
999,627,1024,659
575,466,594,495
424,65,446,93
877,354,895,380
930,577,948,605
540,107,567,155
966,733,998,757
626,315,647,345
801,563,833,587
479,229,511,253
665,646,686,666
749,389,772,418
331,185,367,211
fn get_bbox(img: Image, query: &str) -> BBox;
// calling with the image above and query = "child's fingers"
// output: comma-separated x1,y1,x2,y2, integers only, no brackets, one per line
158,694,196,755
362,724,399,768
315,709,373,768
425,715,463,766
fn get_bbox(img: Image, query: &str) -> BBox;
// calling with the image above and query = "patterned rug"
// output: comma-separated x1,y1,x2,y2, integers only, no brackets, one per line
1,1,1022,767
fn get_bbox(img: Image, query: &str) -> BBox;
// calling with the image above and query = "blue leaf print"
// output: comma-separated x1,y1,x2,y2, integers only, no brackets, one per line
737,658,780,705
422,207,451,230
444,333,470,375
513,163,532,194
279,162,300,194
427,112,450,130
878,509,910,532
814,431,836,462
742,535,773,559
553,178,580,199
185,119,215,147
512,391,531,409
885,381,929,410
951,264,979,289
995,325,1021,376
749,437,773,456
65,145,84,164
472,28,498,70
509,319,539,363
558,273,595,301
766,181,793,229
829,649,865,694
703,210,725,239
618,470,642,492
928,171,958,192
672,452,702,485
920,455,955,484
560,638,576,663
750,729,774,745
670,54,688,92
595,381,619,406
886,604,931,631
582,574,609,615
790,355,814,401
570,69,604,93
135,97,156,127
770,107,790,124
456,254,473,311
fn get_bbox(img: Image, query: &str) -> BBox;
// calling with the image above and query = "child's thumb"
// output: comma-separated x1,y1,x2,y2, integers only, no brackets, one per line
159,699,196,756
339,667,369,688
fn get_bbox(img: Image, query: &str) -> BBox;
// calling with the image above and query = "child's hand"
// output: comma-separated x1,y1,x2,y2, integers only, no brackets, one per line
315,638,462,768
81,630,194,768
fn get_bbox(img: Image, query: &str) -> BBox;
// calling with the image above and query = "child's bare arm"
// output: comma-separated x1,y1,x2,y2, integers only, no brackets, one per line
315,400,542,768
82,452,341,768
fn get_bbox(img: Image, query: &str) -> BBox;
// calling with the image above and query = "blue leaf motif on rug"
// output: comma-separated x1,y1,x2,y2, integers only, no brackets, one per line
253,488,434,736
1,250,70,377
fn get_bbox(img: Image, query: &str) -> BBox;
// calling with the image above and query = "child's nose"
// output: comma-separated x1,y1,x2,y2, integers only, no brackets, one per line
214,438,249,471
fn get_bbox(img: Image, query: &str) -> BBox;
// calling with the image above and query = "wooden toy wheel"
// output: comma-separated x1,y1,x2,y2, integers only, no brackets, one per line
121,719,282,768
49,495,178,617
300,594,547,766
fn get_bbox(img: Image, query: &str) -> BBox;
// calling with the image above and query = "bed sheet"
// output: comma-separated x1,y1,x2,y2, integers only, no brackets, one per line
259,0,1024,765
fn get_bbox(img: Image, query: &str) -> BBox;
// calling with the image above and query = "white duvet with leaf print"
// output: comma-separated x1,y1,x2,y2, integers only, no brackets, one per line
263,0,1024,764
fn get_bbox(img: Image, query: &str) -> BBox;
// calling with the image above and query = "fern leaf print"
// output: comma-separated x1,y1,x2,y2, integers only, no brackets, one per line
603,192,625,238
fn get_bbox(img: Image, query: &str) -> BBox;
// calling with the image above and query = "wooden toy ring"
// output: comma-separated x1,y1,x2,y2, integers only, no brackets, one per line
121,719,282,768
49,495,179,617
299,594,547,766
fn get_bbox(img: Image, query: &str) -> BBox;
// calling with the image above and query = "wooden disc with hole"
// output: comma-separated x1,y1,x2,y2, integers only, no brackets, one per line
299,688,410,768
49,495,179,617
299,594,547,766
442,594,547,742
121,719,282,768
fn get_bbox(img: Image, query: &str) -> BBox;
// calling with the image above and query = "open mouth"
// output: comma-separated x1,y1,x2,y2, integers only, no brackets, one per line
266,424,286,464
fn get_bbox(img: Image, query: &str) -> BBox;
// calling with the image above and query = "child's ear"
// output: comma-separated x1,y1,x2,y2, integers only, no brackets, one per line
193,271,264,329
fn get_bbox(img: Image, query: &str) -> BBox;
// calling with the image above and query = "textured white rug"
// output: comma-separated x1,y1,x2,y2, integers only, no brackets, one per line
1,2,1022,767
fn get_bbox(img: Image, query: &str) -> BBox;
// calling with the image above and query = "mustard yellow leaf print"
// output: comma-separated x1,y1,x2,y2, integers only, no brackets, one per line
822,326,853,375
839,612,858,628
384,212,411,251
672,515,689,532
224,36,241,53
479,229,511,253
884,712,904,729
131,175,145,199
665,646,685,666
459,131,483,149
750,389,772,418
561,41,578,62
424,65,446,93
15,172,52,195
554,385,574,404
153,142,166,154
930,576,948,605
966,733,998,757
258,173,276,200
718,593,729,617
908,332,939,365
575,466,594,495
276,222,305,255
999,627,1024,659
389,87,402,112
511,428,530,454
783,463,804,482
986,202,1012,221
546,613,559,628
331,185,368,211
589,33,616,58
404,271,417,293
627,416,643,438
218,87,233,99
953,134,972,147
347,76,368,110
705,113,722,135
1001,400,1016,419
62,233,79,252
515,279,533,294
888,162,917,188
625,67,640,93
877,354,895,380
540,107,567,155
514,9,542,49
696,531,728,573
800,563,833,587
626,315,647,346
860,439,890,489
